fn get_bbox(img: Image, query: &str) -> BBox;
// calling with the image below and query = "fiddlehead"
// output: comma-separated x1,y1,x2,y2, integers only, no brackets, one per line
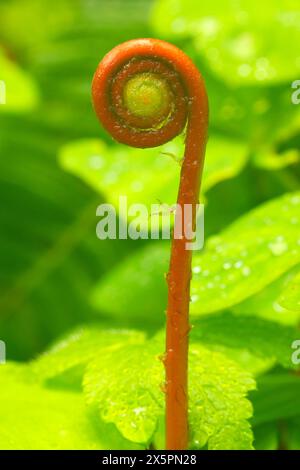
92,38,208,450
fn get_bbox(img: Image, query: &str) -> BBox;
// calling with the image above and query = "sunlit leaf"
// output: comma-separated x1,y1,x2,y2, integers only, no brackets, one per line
278,269,300,312
0,49,39,112
152,0,300,86
83,334,255,449
188,343,255,450
190,192,300,315
93,192,300,325
192,312,299,369
33,327,145,382
0,363,138,450
253,149,300,170
233,268,300,325
59,134,248,224
152,1,300,149
83,337,163,444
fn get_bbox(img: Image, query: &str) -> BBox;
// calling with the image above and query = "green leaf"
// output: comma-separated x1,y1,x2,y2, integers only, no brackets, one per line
152,2,300,150
0,0,77,53
253,422,279,450
192,312,300,369
201,345,274,377
60,138,180,230
83,334,255,449
152,0,300,86
91,242,169,327
93,192,300,325
83,338,163,444
251,374,300,426
0,48,39,112
233,268,300,325
190,192,300,315
59,134,248,220
0,0,156,360
0,111,141,359
253,149,300,170
0,363,138,450
188,343,255,450
287,417,300,450
278,269,300,312
206,70,300,147
33,327,145,382
203,135,248,191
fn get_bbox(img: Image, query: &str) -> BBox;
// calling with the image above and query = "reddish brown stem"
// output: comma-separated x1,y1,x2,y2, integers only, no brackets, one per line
165,92,208,450
92,38,208,450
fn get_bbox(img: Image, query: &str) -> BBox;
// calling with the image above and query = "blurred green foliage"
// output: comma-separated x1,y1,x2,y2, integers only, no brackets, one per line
0,0,300,450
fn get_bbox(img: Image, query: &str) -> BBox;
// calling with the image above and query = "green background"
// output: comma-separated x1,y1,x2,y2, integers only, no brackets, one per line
0,0,300,450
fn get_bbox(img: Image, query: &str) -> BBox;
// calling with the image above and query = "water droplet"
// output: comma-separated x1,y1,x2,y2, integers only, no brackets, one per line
103,171,118,185
290,195,300,205
223,262,232,270
197,17,220,38
273,301,286,314
234,260,243,268
133,406,146,416
89,155,104,169
238,63,252,77
242,266,251,276
268,237,288,256
192,266,201,274
158,353,167,365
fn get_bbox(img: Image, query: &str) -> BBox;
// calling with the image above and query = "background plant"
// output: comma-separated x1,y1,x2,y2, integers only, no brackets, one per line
0,0,299,450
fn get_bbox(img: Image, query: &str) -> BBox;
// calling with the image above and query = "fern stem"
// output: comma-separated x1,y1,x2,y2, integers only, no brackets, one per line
92,38,208,450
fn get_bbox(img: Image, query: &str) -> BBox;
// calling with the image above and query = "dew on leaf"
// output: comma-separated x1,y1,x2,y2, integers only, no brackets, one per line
268,237,288,256
191,294,199,303
197,17,220,37
223,262,232,270
242,266,251,277
192,266,201,274
103,171,118,185
89,155,104,169
290,195,300,205
238,63,252,77
234,260,243,269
